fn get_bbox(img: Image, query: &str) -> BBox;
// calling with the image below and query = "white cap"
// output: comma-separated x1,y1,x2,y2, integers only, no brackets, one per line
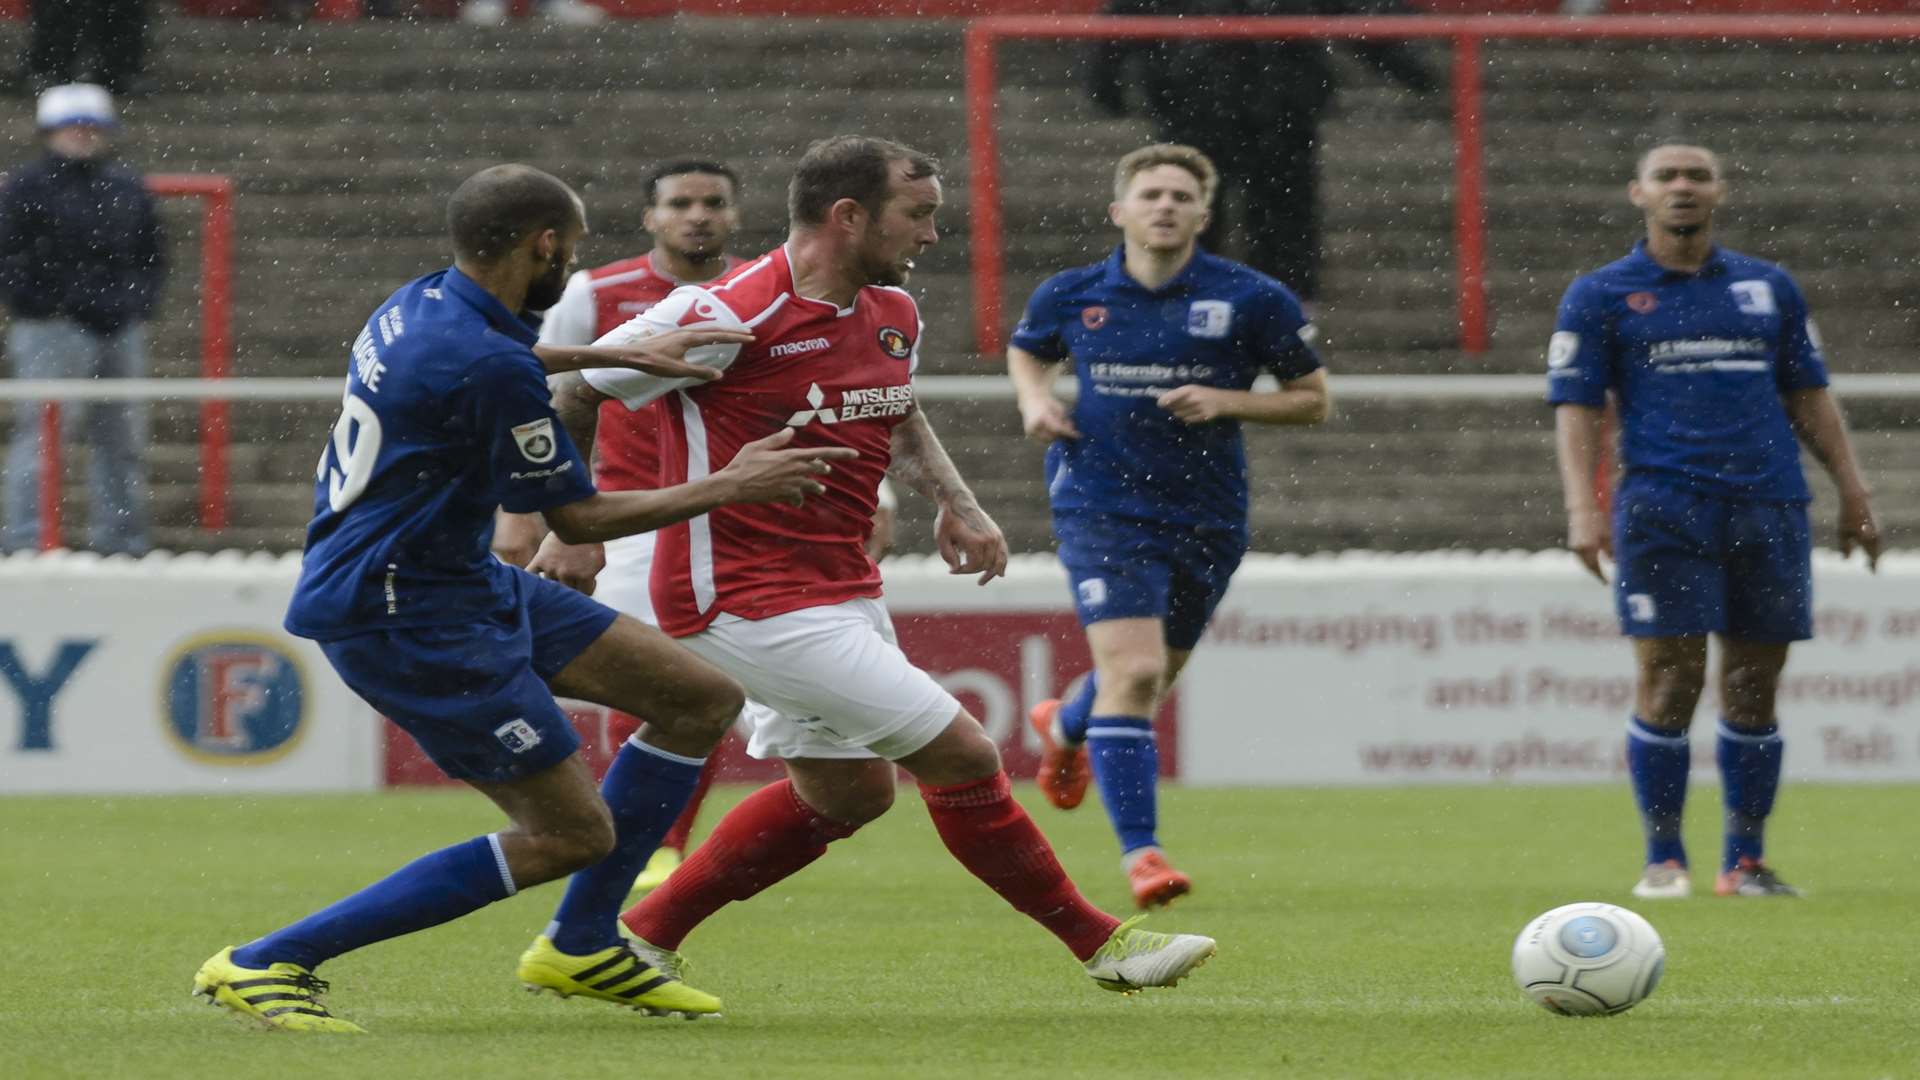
36,83,117,131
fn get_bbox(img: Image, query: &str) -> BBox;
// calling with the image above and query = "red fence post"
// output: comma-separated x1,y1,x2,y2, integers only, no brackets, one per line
36,402,60,551
143,174,236,536
965,23,1007,358
1451,33,1490,353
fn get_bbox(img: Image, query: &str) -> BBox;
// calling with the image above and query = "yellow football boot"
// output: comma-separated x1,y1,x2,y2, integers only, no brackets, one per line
516,935,721,1018
191,946,367,1033
627,846,682,895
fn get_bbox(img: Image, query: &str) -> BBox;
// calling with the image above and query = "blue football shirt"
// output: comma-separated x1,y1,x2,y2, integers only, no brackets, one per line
1010,247,1322,527
1546,242,1829,502
285,267,596,640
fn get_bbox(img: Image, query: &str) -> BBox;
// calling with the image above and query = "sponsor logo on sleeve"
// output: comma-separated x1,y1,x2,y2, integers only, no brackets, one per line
1547,331,1580,371
511,418,558,463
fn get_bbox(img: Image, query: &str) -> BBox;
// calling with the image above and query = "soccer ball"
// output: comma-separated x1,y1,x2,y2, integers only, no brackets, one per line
1511,902,1665,1016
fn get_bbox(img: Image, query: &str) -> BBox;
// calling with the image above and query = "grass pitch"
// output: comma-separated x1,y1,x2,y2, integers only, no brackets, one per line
3,784,1917,1079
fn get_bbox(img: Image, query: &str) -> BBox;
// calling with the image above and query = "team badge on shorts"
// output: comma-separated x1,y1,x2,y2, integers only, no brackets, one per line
494,718,544,754
877,326,914,360
1625,291,1659,314
1082,305,1109,330
511,418,557,463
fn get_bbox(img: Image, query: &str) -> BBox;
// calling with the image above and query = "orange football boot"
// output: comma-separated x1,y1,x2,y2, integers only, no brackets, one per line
1029,698,1090,810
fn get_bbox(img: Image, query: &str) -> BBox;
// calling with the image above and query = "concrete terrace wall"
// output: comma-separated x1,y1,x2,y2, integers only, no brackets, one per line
0,15,1912,554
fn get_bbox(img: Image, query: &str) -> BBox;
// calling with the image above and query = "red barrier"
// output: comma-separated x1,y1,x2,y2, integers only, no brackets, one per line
964,14,1920,356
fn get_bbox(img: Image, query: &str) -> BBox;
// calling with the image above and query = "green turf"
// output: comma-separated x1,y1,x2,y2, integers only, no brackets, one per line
3,784,1916,1079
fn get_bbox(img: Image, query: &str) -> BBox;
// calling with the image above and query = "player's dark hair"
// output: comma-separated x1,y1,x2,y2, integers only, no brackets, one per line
446,164,582,264
644,160,740,206
1634,139,1723,179
788,135,941,226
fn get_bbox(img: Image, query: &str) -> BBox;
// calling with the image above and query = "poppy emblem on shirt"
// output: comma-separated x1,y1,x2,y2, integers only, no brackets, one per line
1626,291,1659,314
877,326,913,360
1082,306,1109,330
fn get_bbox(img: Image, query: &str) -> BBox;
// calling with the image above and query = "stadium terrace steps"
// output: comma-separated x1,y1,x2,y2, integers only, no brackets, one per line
0,15,1912,556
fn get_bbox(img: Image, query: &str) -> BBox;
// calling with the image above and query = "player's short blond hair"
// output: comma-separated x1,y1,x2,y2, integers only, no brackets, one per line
1113,144,1218,206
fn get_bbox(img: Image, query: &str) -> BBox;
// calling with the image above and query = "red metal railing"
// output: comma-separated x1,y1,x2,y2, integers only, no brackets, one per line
964,14,1920,356
35,174,234,551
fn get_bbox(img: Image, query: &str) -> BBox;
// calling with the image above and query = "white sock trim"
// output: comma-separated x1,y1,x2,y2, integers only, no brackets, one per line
623,734,708,767
1625,718,1689,747
1716,719,1782,744
1085,727,1157,740
487,832,518,898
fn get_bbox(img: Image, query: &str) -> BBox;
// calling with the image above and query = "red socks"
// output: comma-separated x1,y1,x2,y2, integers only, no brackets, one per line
660,755,718,853
619,771,1121,963
620,779,857,950
920,772,1121,961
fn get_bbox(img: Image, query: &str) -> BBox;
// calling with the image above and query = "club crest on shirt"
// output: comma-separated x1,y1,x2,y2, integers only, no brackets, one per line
1081,305,1109,330
1187,300,1233,339
511,418,558,463
1729,280,1777,316
877,326,914,360
1625,291,1659,314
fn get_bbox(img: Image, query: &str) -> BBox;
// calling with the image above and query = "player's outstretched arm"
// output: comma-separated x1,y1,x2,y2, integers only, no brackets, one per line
542,428,857,546
1554,403,1611,584
532,328,749,378
1008,344,1080,443
1784,387,1881,570
889,406,1009,584
1157,369,1332,426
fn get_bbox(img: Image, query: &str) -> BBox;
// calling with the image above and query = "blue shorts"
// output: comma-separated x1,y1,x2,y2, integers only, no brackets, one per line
1612,477,1812,642
1054,510,1247,651
321,567,619,783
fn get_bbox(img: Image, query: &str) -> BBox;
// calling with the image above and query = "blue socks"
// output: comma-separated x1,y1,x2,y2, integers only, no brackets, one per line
232,834,515,971
1086,714,1158,855
1717,719,1783,872
546,738,705,954
1057,672,1098,744
1625,715,1690,866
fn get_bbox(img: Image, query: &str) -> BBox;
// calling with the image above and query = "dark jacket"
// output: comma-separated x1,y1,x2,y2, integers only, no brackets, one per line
1093,0,1438,129
0,151,166,335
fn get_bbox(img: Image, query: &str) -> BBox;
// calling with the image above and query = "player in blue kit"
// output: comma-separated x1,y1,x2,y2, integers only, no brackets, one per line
1549,142,1881,901
190,164,852,1033
1007,144,1330,907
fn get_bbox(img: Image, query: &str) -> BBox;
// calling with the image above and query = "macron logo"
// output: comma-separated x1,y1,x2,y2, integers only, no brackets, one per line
768,337,830,360
785,383,840,427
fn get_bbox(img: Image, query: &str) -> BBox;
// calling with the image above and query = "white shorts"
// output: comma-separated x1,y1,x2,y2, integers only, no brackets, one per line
593,530,785,735
593,532,657,626
676,597,961,762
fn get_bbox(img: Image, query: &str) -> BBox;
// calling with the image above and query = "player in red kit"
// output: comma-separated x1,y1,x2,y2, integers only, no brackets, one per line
496,160,750,894
528,136,1216,997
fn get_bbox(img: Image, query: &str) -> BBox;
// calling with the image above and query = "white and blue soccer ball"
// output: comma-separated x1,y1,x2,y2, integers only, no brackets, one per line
1511,902,1665,1016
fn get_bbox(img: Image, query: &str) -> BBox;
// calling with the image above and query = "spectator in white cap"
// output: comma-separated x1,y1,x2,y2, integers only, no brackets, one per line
0,82,166,555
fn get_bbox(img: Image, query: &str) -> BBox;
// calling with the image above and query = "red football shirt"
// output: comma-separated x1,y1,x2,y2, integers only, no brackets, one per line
540,250,740,492
582,245,923,636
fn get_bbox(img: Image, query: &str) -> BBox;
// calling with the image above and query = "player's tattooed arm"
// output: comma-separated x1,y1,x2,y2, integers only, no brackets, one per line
889,407,1009,584
547,371,608,462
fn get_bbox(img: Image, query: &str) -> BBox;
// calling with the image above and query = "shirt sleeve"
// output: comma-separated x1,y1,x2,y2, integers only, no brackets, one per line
579,285,746,409
536,270,596,347
1246,281,1323,381
1545,276,1614,407
1007,274,1069,361
469,353,597,513
1772,271,1831,392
